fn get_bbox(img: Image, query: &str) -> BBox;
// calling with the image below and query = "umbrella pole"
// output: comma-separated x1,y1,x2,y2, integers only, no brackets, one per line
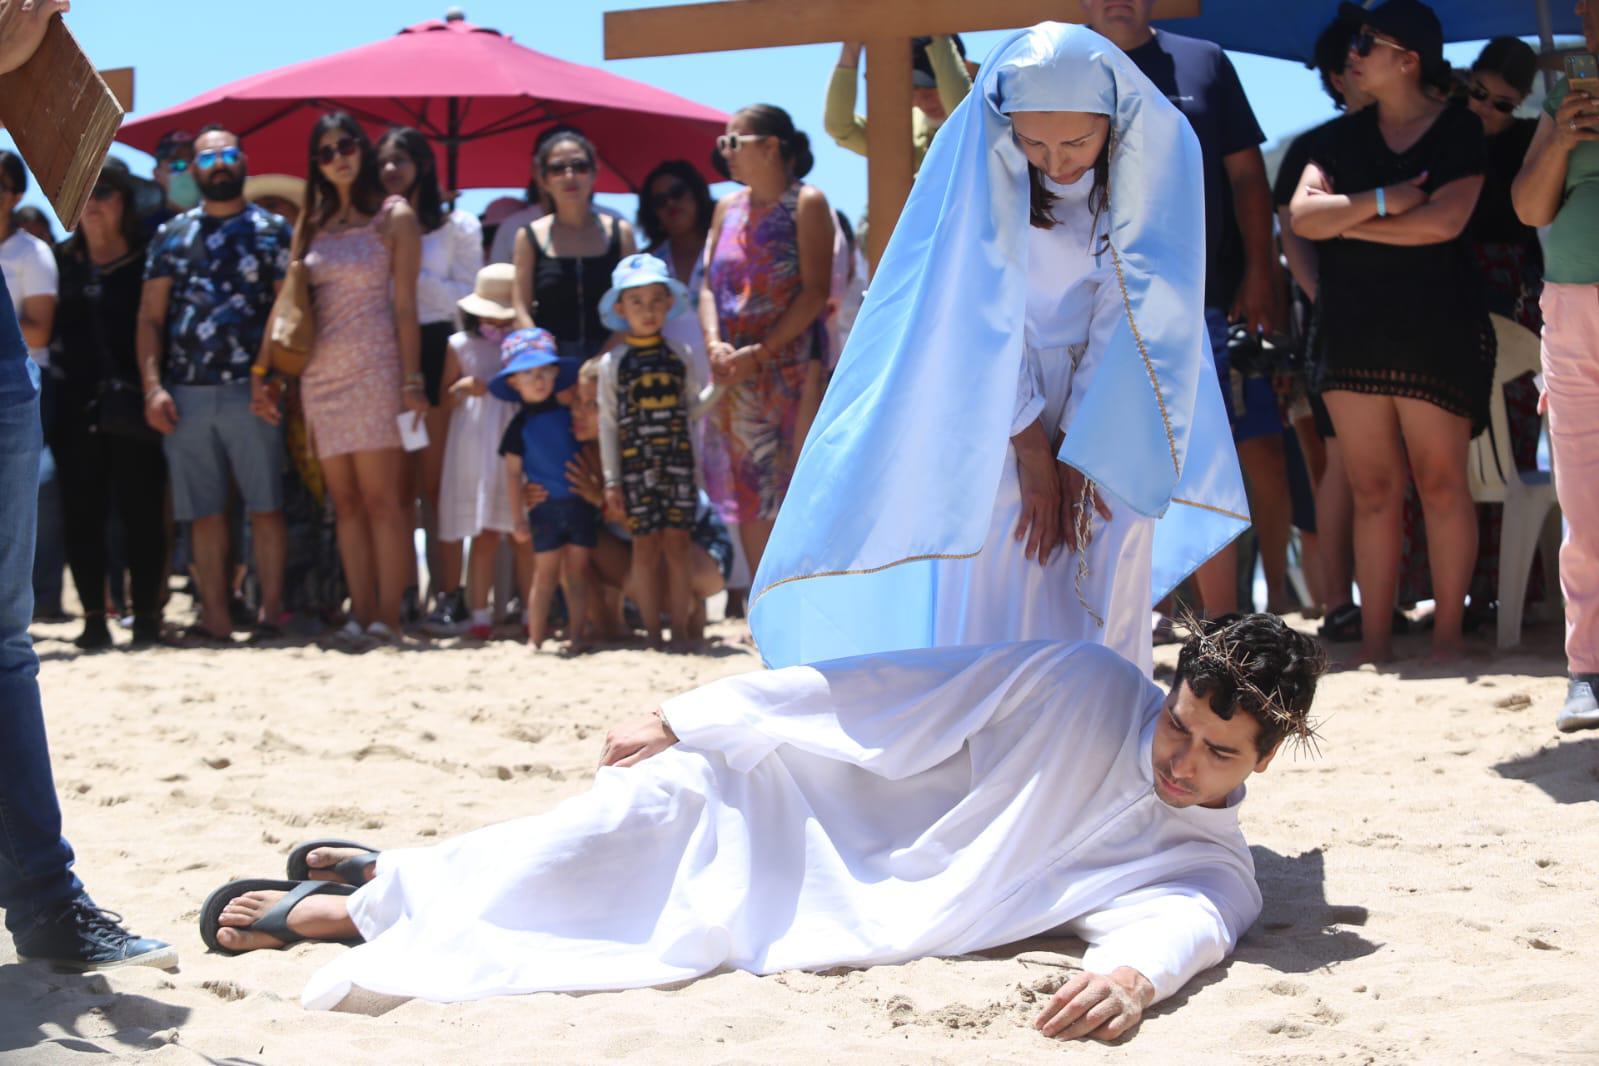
446,96,460,207
1535,0,1557,93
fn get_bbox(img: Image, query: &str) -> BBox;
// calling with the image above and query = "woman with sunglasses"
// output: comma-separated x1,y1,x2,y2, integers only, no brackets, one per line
1290,0,1492,666
50,162,167,649
699,106,833,588
1459,37,1547,633
274,112,427,648
511,130,636,361
376,126,484,633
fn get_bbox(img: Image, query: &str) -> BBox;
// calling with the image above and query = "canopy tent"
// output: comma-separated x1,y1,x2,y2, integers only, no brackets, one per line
1155,0,1584,64
117,14,728,196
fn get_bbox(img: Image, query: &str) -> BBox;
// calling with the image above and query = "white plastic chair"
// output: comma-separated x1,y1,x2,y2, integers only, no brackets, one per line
1467,314,1562,650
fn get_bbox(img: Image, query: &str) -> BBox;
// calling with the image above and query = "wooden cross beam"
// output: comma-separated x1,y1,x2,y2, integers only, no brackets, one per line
605,0,1200,268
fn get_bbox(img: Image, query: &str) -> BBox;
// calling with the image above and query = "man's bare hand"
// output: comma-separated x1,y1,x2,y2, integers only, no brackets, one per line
0,0,69,77
1034,968,1153,1042
598,711,678,769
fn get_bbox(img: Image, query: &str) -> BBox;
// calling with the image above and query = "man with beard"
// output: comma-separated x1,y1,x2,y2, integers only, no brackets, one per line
137,125,291,643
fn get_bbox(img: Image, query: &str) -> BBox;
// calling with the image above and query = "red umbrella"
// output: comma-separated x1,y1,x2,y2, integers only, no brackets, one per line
117,12,728,195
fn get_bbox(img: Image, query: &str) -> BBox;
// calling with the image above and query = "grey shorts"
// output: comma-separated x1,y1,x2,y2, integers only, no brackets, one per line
162,381,284,521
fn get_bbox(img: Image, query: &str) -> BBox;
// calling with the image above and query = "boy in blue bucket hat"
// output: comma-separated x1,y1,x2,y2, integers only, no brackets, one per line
594,253,720,649
492,327,595,652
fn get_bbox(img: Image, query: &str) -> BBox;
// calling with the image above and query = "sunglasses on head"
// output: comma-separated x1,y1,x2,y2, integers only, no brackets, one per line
196,147,241,170
716,133,768,154
1469,82,1518,114
1353,30,1409,58
542,160,594,178
316,136,361,166
649,182,690,211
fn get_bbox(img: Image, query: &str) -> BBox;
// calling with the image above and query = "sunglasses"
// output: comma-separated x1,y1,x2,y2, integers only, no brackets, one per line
165,158,192,173
90,183,118,201
316,136,361,166
649,182,690,211
542,160,594,178
716,133,769,154
1468,82,1519,114
196,147,241,170
1353,30,1409,58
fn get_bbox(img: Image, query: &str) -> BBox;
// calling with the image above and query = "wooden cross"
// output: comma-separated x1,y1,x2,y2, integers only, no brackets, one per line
605,0,1200,269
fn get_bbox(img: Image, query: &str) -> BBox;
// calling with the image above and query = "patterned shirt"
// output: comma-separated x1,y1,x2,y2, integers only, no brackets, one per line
144,204,291,386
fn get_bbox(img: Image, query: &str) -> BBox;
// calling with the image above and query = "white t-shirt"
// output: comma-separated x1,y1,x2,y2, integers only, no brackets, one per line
487,200,628,265
418,209,484,326
0,229,58,366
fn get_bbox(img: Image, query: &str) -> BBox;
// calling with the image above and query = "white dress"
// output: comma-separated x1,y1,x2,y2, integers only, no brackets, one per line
437,331,518,541
302,640,1260,1011
932,175,1157,674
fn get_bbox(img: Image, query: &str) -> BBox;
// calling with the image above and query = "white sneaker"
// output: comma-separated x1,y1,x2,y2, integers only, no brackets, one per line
1555,676,1599,734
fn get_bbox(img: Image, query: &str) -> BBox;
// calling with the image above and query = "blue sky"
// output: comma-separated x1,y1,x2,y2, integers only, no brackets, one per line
3,1,1527,238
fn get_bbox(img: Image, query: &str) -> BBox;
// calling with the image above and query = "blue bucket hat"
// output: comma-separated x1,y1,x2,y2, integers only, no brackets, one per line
597,253,692,332
489,327,560,402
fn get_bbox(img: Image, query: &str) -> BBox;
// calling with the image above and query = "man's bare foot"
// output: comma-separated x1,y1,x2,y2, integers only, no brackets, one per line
215,890,357,952
303,847,377,885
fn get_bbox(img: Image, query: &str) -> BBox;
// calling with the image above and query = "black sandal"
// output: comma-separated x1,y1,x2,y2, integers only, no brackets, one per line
1319,603,1411,643
198,878,357,955
286,838,381,887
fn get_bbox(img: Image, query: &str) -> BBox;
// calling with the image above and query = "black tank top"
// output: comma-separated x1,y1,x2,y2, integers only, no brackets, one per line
529,213,622,352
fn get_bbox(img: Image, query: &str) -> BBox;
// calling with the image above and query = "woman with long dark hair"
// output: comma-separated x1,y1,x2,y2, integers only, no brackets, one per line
50,161,168,648
747,28,1247,674
511,129,637,361
1290,1,1492,665
376,126,484,629
257,112,426,647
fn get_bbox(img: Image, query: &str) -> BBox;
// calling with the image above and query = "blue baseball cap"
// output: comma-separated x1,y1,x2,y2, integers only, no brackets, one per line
489,327,560,402
597,253,692,332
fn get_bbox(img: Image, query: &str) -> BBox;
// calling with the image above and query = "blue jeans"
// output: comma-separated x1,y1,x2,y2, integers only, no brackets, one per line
31,370,64,615
0,352,81,935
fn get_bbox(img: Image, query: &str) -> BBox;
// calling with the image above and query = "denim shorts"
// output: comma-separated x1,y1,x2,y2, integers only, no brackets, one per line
163,381,284,521
1206,307,1283,444
529,497,599,553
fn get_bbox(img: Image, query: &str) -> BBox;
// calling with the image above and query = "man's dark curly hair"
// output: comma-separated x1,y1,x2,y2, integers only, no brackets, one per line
1174,613,1328,757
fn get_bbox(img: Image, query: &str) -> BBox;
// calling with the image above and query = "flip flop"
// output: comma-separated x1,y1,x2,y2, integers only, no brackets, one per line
198,878,357,955
286,838,382,887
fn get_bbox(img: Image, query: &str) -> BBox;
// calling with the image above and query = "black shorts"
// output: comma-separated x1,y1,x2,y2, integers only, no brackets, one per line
420,321,454,407
529,497,598,553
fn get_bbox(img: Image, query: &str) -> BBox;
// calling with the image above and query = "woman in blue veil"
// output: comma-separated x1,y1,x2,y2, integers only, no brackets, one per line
750,23,1249,674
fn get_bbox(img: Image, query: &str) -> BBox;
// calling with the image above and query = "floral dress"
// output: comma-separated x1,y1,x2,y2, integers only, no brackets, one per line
702,183,827,523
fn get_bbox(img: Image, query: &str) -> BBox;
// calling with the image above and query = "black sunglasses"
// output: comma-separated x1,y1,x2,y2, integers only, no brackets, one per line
90,183,118,201
1469,82,1518,114
649,182,690,211
316,136,361,166
542,160,594,178
1353,29,1408,58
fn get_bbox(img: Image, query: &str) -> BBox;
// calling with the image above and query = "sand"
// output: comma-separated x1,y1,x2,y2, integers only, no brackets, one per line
3,612,1598,1065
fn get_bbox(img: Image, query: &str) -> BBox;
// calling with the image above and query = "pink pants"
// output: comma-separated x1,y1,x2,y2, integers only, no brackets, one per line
1541,283,1599,673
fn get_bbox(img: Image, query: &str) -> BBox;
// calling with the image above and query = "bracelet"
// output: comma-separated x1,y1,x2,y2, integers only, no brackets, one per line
1374,186,1388,218
143,385,164,401
250,364,269,378
404,372,425,385
402,382,424,393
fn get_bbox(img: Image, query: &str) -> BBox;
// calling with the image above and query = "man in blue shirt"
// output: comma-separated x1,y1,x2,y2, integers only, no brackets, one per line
137,124,292,642
0,0,175,971
1083,0,1293,618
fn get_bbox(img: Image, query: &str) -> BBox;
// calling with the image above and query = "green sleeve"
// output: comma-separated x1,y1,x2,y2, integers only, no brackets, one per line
824,65,869,158
928,34,973,118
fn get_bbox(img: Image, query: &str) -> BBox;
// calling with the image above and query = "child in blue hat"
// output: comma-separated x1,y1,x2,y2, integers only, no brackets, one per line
594,253,720,649
492,327,595,652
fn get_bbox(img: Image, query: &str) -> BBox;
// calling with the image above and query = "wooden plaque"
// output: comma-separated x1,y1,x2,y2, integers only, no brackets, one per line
0,12,123,229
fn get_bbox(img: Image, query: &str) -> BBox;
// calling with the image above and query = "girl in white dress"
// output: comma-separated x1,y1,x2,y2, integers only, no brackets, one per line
434,265,524,638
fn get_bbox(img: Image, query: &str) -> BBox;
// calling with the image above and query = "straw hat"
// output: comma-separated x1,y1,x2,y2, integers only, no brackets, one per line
243,174,306,207
457,263,518,320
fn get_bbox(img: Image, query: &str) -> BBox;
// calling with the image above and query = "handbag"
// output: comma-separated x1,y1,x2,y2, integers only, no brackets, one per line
80,255,160,443
263,255,315,377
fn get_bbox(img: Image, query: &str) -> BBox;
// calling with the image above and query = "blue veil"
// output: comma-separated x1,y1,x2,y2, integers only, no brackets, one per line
750,23,1248,668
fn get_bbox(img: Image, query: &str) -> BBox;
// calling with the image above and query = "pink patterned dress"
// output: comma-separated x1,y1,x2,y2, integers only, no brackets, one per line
702,182,828,523
302,199,404,458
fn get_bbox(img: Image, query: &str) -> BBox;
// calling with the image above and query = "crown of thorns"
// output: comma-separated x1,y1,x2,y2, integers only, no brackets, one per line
1177,610,1324,756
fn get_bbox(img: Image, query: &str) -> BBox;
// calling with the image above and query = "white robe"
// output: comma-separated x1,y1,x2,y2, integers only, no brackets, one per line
302,641,1261,1011
932,175,1156,674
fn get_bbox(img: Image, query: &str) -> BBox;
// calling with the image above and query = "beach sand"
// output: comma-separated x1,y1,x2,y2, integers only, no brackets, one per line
4,612,1597,1064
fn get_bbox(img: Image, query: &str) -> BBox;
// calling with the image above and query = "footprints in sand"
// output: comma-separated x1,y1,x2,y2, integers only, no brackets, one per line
876,991,1019,1034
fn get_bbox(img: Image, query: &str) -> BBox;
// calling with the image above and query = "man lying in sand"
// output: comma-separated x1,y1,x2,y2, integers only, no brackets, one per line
200,614,1324,1042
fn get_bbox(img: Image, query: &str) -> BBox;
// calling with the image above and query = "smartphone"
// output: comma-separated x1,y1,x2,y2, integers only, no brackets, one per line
1567,53,1599,97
